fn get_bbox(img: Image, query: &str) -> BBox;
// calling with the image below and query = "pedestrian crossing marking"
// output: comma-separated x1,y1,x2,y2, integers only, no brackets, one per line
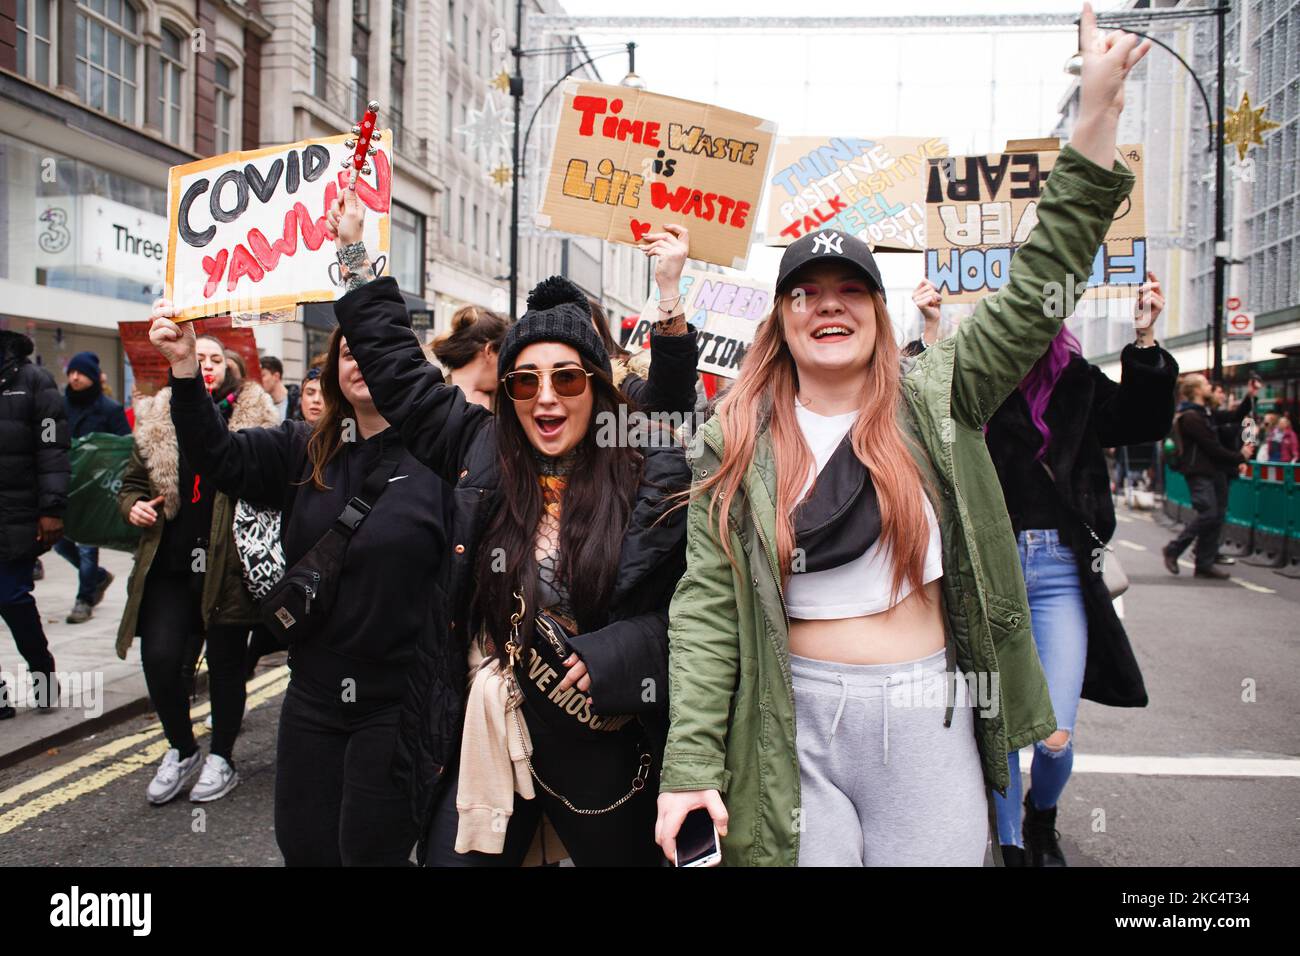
1018,751,1300,778
0,669,290,836
1118,540,1146,551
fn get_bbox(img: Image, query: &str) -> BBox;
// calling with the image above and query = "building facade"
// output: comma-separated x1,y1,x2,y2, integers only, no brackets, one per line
1,0,272,394
1,0,650,394
1054,0,1299,419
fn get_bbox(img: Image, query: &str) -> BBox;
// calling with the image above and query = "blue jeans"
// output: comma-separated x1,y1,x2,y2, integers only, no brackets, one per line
994,529,1088,847
53,538,105,603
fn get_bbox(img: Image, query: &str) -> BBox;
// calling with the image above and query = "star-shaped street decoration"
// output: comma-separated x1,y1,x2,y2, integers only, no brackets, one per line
1223,91,1280,162
490,164,513,188
457,93,514,159
491,69,512,94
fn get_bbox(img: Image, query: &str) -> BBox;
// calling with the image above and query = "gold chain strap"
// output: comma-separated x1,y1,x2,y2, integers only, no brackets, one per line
504,591,652,817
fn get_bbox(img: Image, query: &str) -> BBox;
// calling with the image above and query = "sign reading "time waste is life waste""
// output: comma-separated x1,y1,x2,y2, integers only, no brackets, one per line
538,82,776,270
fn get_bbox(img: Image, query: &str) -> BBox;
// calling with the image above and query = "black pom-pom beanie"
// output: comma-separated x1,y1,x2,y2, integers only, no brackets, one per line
497,275,612,380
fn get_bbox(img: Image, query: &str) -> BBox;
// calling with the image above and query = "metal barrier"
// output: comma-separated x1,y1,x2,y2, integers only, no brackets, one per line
1166,463,1298,575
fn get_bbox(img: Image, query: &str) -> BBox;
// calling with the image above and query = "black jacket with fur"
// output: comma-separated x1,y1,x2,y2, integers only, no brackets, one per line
985,343,1178,707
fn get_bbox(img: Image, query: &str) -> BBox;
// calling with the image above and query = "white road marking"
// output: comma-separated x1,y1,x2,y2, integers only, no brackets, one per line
1233,578,1277,594
1174,558,1276,593
1118,540,1147,551
1018,752,1300,777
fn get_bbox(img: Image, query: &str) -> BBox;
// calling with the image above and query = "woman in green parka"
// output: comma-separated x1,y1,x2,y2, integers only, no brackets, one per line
655,5,1150,867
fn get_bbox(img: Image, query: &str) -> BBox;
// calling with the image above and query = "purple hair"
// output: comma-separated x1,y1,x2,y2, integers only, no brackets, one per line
1018,326,1082,459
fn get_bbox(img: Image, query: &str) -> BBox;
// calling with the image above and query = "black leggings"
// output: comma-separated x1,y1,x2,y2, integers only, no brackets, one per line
425,724,662,867
274,678,416,866
137,566,247,761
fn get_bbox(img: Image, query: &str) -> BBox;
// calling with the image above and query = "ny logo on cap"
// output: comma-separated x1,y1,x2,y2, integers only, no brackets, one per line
811,232,843,255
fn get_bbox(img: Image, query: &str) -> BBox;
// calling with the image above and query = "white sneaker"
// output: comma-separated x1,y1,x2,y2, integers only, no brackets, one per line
147,748,203,805
189,753,239,803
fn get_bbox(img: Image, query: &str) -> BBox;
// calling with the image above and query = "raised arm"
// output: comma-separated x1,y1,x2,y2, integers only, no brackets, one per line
325,184,492,484
625,224,700,417
947,5,1149,429
1091,272,1180,446
147,304,303,509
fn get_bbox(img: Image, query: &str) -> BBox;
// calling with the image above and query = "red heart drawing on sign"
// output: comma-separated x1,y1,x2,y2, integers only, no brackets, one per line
630,219,652,241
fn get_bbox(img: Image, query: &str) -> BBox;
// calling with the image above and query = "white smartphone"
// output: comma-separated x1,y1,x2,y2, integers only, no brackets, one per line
674,807,722,867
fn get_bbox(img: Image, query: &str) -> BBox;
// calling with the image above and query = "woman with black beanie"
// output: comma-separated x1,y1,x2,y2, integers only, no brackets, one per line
326,184,696,865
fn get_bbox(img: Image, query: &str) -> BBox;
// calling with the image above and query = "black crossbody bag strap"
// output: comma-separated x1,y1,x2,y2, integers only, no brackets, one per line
331,437,404,540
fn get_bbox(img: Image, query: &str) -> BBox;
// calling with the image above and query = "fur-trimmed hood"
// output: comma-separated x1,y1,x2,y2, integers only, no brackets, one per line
133,380,279,519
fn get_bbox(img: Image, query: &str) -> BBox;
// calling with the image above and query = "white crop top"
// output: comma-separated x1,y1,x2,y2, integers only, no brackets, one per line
783,402,944,619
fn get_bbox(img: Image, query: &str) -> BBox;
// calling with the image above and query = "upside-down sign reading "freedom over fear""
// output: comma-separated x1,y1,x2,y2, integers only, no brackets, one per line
924,144,1146,304
627,266,773,378
538,81,776,270
165,132,393,321
765,136,948,251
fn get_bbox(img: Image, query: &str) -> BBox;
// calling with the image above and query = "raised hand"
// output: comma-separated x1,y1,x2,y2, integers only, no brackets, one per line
327,183,366,248
1071,3,1152,167
640,224,690,300
148,300,198,377
912,279,942,325
1134,270,1163,340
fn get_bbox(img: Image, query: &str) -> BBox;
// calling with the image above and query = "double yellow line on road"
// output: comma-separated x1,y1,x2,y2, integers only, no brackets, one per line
0,666,290,835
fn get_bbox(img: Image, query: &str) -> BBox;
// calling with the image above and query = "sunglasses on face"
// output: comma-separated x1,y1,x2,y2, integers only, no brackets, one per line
501,366,592,402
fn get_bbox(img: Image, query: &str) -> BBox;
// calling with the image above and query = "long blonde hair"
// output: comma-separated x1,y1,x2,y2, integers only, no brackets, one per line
696,291,933,604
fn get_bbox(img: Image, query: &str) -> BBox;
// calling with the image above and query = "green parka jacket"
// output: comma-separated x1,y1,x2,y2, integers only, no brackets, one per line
115,381,279,659
660,146,1136,866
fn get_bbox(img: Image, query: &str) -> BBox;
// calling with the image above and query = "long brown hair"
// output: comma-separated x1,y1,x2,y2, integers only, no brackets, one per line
303,327,356,491
695,290,932,604
472,356,643,662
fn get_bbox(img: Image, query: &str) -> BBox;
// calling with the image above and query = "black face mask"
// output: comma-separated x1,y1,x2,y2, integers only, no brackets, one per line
792,434,881,574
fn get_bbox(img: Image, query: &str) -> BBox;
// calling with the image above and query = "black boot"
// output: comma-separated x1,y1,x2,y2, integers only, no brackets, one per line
1000,844,1027,867
1023,790,1068,867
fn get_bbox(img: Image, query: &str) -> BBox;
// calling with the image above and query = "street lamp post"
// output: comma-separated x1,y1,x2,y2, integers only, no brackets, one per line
1067,5,1232,379
506,0,639,318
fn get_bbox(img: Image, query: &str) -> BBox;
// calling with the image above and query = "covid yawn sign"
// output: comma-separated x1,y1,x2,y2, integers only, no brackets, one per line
165,132,393,321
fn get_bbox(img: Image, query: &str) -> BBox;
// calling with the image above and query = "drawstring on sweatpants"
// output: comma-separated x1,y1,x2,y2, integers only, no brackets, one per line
881,676,891,766
829,675,849,739
826,673,892,766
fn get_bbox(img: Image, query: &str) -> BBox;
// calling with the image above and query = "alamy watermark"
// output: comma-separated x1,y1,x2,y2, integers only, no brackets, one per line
1,670,104,718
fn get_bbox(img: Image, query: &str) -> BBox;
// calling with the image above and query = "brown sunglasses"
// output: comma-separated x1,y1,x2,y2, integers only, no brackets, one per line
501,367,593,402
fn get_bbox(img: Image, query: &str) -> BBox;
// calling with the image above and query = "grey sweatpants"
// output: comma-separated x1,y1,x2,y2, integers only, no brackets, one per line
792,649,989,866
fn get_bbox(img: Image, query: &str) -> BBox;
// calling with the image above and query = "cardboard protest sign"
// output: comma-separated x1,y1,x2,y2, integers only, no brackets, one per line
166,132,393,321
925,144,1146,303
119,317,261,394
629,267,773,378
765,136,947,250
537,81,776,269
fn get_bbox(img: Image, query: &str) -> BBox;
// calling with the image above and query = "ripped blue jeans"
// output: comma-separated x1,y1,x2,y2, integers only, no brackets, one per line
995,529,1087,847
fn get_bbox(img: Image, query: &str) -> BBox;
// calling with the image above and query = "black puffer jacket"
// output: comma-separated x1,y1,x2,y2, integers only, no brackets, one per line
986,343,1178,708
0,331,70,561
335,277,692,861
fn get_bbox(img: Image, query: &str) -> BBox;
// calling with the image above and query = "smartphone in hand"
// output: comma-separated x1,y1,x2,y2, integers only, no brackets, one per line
674,807,721,868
